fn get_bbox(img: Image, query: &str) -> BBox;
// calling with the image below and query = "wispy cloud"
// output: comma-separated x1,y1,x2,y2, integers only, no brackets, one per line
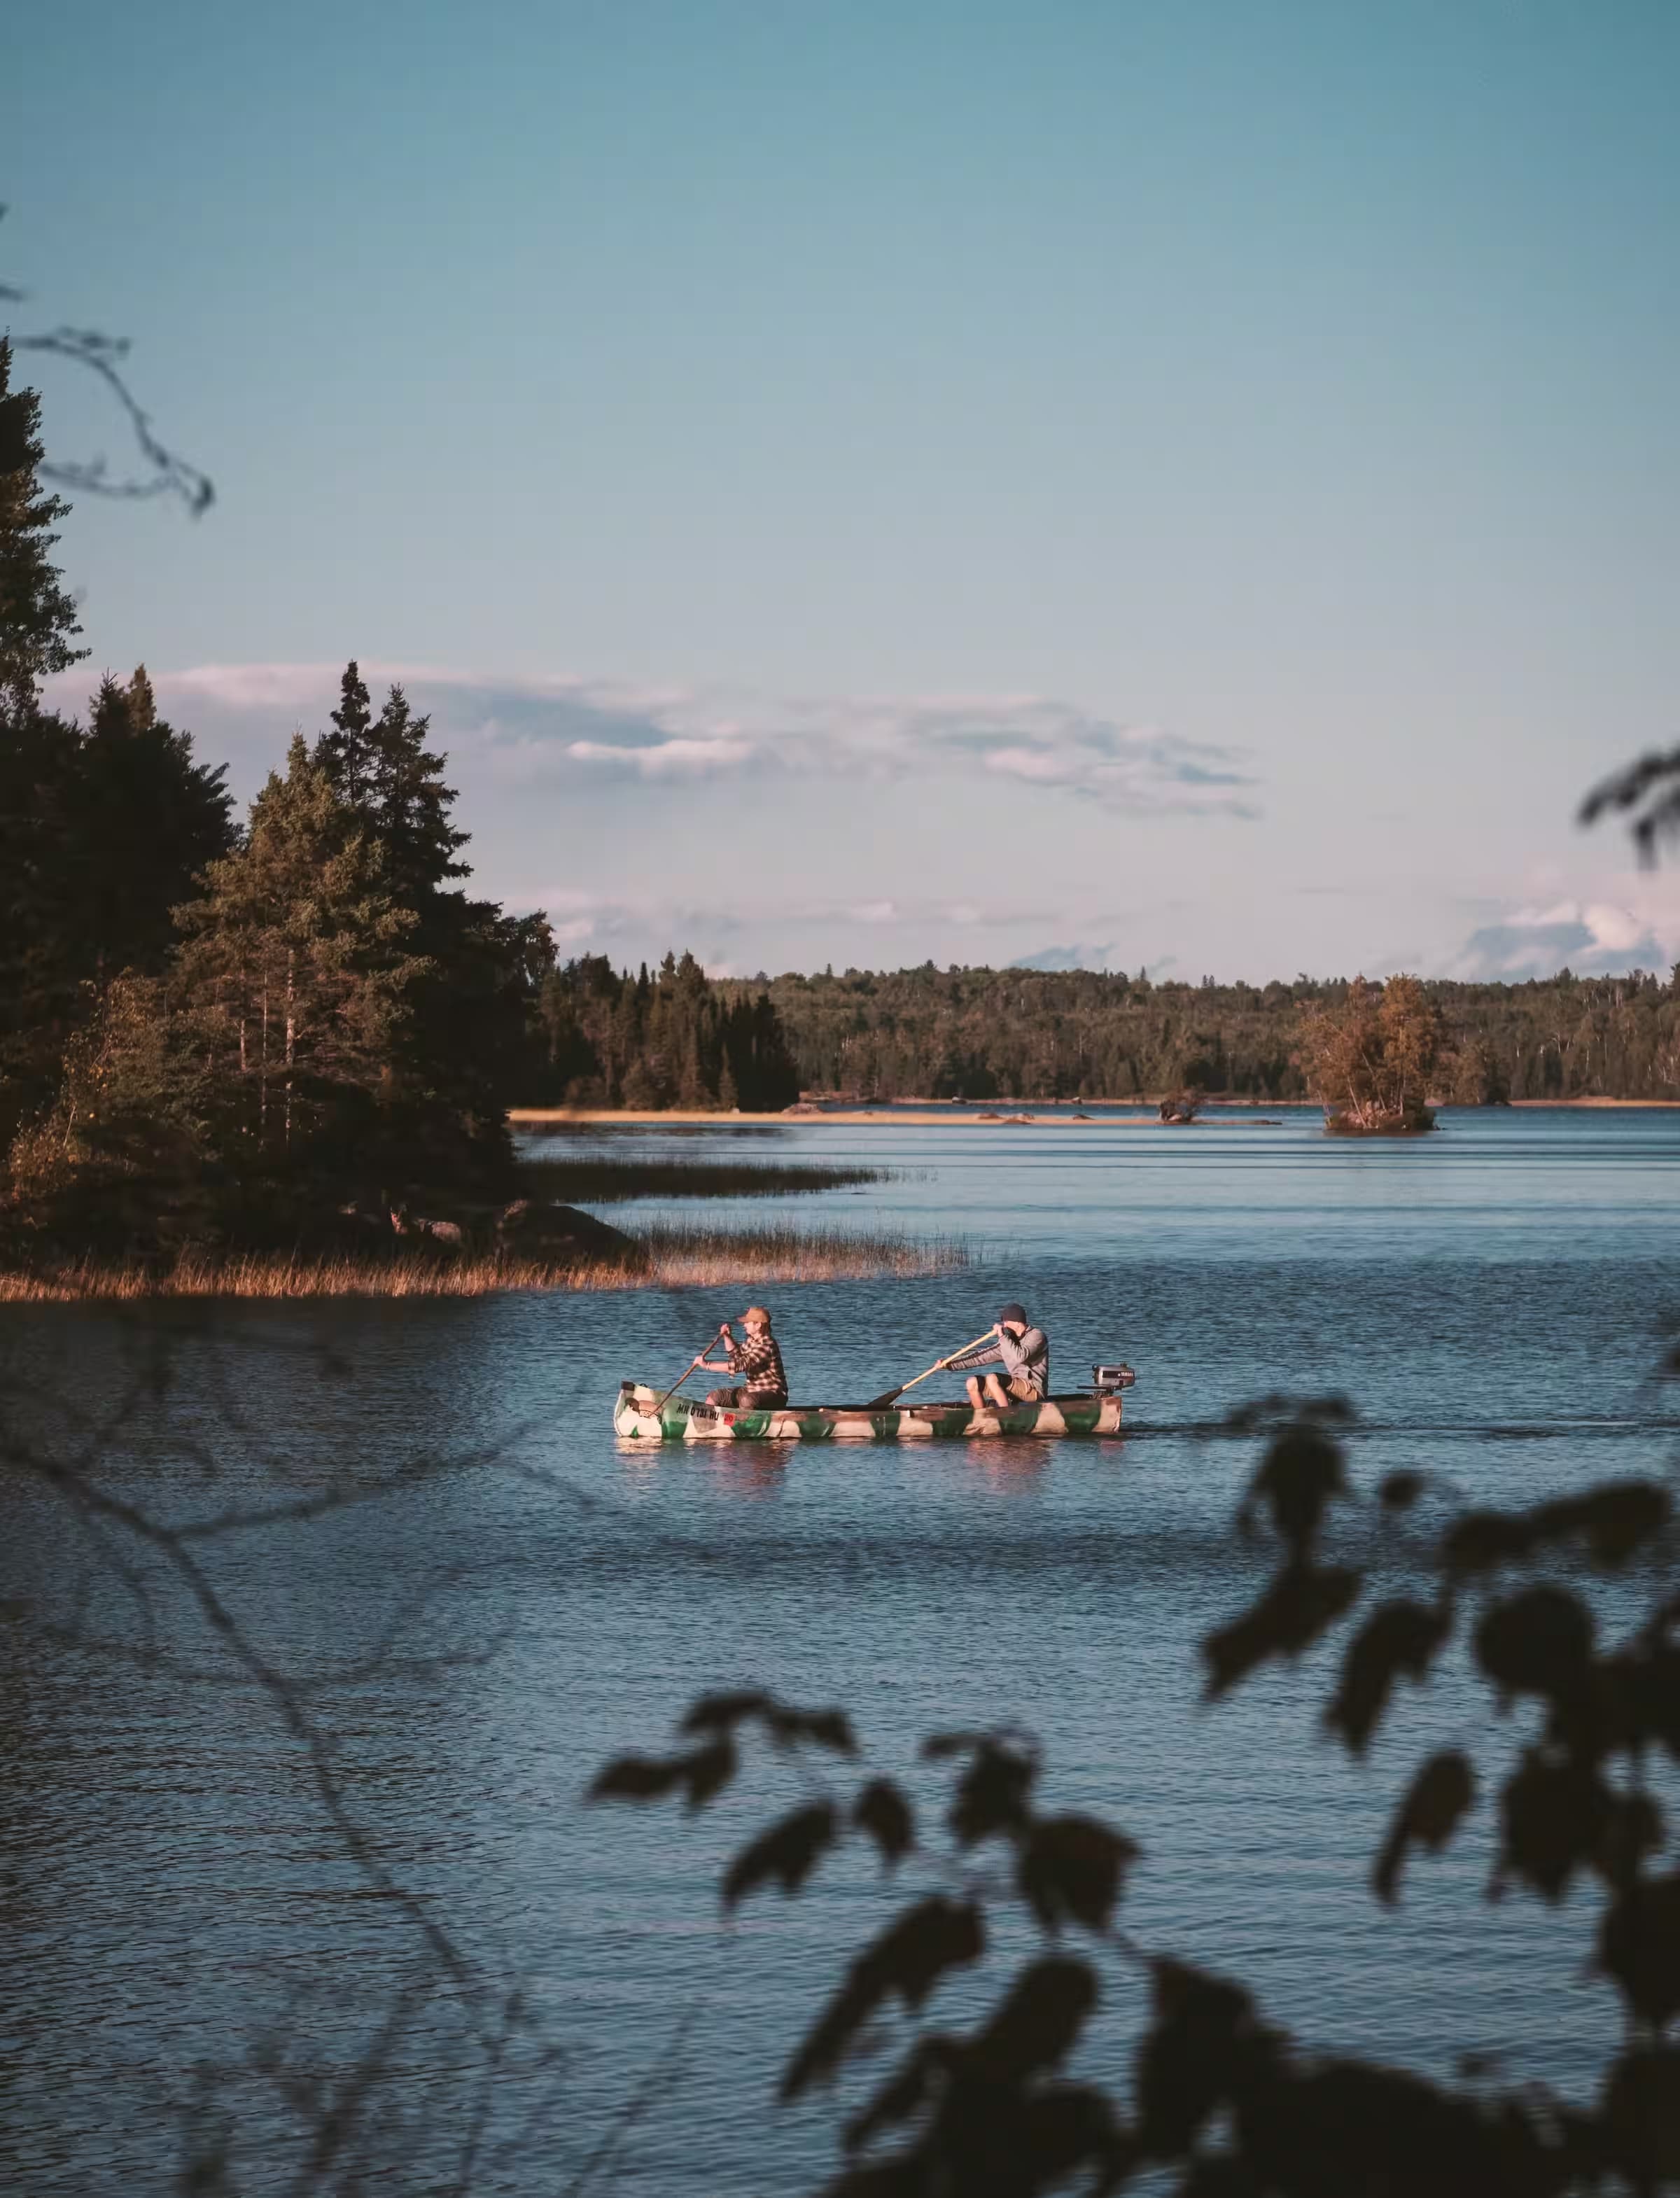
102,662,1259,818
1448,900,1671,982
565,735,755,777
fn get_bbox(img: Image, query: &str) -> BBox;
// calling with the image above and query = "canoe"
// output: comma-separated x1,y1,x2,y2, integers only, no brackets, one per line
614,1371,1134,1443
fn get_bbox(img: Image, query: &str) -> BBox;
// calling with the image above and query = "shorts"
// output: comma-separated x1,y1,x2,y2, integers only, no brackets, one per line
706,1386,788,1410
971,1373,1039,1403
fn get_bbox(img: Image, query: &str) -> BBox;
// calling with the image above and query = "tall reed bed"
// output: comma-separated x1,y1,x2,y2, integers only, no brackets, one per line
0,1223,967,1301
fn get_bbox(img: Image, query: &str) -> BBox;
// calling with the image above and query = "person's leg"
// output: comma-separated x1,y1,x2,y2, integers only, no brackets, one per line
965,1375,985,1410
705,1386,743,1406
982,1372,1011,1408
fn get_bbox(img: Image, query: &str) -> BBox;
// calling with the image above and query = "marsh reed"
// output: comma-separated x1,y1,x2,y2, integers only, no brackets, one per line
0,1222,967,1301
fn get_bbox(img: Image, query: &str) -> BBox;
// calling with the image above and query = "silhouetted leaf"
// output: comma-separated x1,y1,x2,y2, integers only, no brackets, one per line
1378,1470,1426,1511
783,1896,986,2099
1238,2055,1555,2198
588,1754,684,1803
844,2036,955,2153
1602,2047,1680,2188
973,1956,1098,2082
1175,2162,1264,2198
1530,1480,1671,1567
1325,1599,1449,1754
1630,1645,1680,1759
922,1728,995,1759
1203,1562,1362,1699
1475,1586,1594,1705
1497,1753,1611,1902
949,1738,1037,1847
683,1691,857,1755
1601,1792,1665,1893
1441,1508,1534,1576
771,1705,858,1756
681,1688,772,1735
723,1800,837,1910
1374,1750,1475,1903
1017,1814,1138,1933
1240,1425,1346,1555
854,1778,915,1865
1014,2082,1126,2185
1137,1961,1256,2158
679,1738,736,1810
1599,1873,1680,2029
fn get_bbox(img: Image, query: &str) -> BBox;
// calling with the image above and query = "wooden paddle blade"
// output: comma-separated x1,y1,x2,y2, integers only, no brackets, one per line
861,1385,906,1410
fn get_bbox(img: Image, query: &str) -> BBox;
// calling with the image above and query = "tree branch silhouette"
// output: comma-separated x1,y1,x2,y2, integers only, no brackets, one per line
0,1323,706,2194
2,204,214,514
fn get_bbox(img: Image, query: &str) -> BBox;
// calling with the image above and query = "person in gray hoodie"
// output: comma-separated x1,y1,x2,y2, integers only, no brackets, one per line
948,1304,1049,1413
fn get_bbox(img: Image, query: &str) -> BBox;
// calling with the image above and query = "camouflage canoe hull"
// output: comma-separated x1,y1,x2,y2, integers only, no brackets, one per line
615,1383,1126,1441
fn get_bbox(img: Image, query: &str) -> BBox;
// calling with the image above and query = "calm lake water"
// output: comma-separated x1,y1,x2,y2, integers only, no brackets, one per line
4,1107,1677,2194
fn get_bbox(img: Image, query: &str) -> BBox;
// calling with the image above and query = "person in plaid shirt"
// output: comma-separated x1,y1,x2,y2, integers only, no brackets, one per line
699,1306,788,1408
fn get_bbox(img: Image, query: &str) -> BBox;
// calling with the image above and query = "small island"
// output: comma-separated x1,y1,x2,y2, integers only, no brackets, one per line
1297,975,1440,1134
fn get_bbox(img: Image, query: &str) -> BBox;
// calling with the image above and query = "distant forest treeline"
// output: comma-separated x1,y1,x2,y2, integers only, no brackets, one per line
683,963,1680,1104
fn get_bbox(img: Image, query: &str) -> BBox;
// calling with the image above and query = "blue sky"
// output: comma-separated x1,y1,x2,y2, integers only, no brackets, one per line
10,0,1680,979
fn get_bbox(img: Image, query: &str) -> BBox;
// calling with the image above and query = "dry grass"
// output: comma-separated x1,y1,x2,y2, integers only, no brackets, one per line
0,1223,967,1302
639,1222,964,1284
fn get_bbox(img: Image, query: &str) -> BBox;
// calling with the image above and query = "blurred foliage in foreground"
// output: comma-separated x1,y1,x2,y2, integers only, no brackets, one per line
599,1404,1680,2195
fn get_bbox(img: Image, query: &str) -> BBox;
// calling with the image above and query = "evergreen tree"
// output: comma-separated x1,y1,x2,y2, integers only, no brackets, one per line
1,660,234,1157
73,668,237,976
0,701,82,1148
312,664,545,1181
171,736,427,1186
314,675,467,902
533,952,805,1111
0,338,86,713
314,660,374,807
0,345,90,1144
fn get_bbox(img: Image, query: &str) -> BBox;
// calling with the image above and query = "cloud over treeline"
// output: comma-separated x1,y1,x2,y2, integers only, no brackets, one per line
117,664,1257,817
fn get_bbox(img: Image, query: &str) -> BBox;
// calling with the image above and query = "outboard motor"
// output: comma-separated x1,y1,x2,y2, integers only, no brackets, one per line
1089,1364,1136,1394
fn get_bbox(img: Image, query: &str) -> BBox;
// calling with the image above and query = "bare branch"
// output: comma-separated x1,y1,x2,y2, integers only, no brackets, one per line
3,204,215,514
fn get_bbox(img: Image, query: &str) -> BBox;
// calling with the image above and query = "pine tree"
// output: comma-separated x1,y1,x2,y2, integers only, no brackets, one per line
0,339,87,714
0,701,82,1149
370,684,468,900
74,668,237,977
0,346,91,1146
172,736,427,1183
314,660,374,808
311,666,536,1178
314,673,466,904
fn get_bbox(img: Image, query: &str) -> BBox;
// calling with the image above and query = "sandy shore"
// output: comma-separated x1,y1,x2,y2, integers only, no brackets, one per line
510,1098,1680,1126
1505,1096,1680,1107
510,1107,1279,1128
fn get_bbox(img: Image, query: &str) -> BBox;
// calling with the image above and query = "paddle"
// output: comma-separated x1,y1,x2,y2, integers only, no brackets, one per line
863,1327,997,1413
650,1326,727,1417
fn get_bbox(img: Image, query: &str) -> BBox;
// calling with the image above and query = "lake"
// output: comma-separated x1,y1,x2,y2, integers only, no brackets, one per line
3,1106,1676,2194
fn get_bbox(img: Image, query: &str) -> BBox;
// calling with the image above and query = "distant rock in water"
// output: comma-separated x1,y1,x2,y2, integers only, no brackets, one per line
496,1198,649,1269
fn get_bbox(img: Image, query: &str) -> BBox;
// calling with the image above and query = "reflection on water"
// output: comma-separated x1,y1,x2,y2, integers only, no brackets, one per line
1,1105,1677,2193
